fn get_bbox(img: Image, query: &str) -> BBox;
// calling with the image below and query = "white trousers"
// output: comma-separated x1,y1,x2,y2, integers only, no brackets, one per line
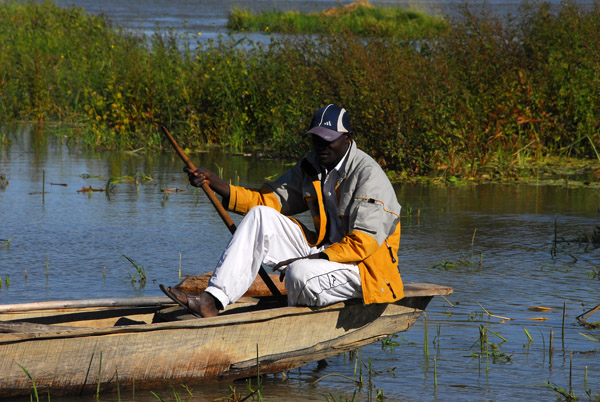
205,206,362,308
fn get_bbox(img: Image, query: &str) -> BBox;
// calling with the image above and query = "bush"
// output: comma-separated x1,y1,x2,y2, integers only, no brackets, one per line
1,0,599,176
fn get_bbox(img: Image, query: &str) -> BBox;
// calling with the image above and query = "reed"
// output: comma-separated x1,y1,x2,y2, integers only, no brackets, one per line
523,326,533,348
381,334,400,351
122,254,147,284
562,302,566,352
549,328,554,361
546,381,577,401
17,364,39,402
423,312,429,360
472,325,512,368
96,351,103,398
434,358,438,389
116,369,120,402
178,252,182,278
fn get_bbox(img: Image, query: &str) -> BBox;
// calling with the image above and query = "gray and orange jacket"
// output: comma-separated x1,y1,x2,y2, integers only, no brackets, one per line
226,141,404,304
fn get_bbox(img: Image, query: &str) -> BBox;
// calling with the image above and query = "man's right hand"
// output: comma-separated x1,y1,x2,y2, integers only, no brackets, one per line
184,167,230,199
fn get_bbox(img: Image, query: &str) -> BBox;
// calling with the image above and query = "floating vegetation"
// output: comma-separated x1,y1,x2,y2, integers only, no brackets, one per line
429,252,483,271
76,186,105,193
1,237,11,248
529,306,554,312
110,173,153,184
0,174,8,189
588,268,600,280
227,0,449,39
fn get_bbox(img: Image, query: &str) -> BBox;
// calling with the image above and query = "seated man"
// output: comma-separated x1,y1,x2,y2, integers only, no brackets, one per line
160,104,404,317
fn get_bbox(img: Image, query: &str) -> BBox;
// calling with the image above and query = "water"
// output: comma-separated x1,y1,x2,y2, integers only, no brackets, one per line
1,125,599,401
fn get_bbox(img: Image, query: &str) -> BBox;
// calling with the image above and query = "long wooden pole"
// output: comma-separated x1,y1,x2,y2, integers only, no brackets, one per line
161,126,282,297
0,297,172,312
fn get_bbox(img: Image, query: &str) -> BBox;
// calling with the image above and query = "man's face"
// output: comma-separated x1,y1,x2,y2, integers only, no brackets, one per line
311,134,350,170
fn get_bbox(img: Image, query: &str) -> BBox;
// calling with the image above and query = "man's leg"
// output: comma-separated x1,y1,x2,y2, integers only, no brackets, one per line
205,205,313,309
284,259,362,306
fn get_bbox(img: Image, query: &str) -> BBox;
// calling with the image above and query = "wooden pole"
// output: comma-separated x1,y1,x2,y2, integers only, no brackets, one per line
0,297,172,312
160,126,282,297
161,126,236,234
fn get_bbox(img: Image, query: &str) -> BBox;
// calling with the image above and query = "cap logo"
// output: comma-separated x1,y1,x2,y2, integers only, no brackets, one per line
323,121,332,126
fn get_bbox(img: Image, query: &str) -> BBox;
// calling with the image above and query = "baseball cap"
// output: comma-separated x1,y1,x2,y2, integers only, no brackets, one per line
306,104,351,142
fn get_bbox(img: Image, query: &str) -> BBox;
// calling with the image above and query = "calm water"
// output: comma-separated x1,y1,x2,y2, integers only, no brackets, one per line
1,125,599,401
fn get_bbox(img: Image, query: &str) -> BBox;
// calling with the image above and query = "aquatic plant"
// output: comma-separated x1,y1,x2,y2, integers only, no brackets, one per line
122,254,147,284
381,334,400,351
470,325,512,368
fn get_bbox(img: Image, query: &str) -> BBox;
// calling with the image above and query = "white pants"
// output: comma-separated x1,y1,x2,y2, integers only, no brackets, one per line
205,206,362,308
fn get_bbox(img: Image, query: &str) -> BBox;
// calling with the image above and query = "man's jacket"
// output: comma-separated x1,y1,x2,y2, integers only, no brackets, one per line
226,141,404,304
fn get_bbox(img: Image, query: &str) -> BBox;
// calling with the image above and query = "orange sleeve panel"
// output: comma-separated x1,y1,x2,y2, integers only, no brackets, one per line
322,230,379,263
227,184,282,214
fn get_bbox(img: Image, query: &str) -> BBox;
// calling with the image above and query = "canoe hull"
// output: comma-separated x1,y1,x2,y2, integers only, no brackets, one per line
0,284,450,398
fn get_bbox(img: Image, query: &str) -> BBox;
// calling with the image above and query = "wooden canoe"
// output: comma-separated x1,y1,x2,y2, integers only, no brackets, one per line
0,276,452,398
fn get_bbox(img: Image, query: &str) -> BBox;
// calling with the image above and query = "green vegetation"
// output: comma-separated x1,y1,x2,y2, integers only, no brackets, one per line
1,1,599,180
227,0,448,39
122,254,147,285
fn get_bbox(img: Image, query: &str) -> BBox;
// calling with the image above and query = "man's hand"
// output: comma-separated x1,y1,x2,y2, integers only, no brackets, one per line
184,167,230,199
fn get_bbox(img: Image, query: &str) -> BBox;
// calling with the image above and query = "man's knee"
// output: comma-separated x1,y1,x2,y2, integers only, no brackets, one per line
284,259,313,285
246,205,277,219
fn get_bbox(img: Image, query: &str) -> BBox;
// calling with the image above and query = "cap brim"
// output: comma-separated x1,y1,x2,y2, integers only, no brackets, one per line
306,126,344,142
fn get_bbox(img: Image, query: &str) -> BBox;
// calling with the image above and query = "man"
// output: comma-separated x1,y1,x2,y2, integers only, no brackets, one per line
160,104,404,317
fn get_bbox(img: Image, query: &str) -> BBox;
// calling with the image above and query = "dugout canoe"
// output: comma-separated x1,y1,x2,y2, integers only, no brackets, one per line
0,275,452,398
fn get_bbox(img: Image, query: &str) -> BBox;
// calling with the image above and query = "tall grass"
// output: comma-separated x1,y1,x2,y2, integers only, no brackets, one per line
1,1,599,177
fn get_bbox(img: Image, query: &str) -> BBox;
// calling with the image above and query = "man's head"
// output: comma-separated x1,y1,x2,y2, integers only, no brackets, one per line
306,104,352,170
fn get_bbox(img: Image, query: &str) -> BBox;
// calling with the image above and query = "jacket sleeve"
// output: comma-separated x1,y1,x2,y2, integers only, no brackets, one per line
227,161,308,216
227,184,282,214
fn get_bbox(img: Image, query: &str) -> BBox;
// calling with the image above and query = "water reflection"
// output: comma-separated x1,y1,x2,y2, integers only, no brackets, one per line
1,125,599,401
